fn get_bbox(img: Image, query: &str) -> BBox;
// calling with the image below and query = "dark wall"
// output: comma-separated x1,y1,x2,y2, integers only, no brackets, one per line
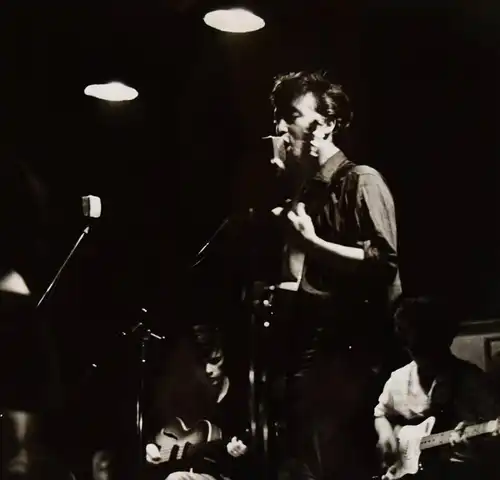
1,0,499,411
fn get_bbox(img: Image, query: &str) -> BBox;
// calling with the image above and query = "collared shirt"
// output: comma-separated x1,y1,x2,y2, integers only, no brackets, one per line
374,361,437,421
295,150,401,315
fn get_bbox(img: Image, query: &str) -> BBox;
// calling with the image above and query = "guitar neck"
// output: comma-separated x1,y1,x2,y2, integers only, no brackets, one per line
420,420,497,450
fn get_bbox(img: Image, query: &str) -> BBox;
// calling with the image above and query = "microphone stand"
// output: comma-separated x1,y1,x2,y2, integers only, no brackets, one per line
36,225,91,309
190,215,234,269
121,309,164,478
190,212,266,476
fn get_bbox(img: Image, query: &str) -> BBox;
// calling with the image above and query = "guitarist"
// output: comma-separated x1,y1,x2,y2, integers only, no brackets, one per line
374,297,500,480
145,325,250,480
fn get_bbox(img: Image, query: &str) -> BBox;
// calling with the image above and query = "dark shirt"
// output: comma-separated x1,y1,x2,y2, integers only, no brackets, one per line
193,383,252,479
150,379,253,480
429,357,500,466
297,151,401,315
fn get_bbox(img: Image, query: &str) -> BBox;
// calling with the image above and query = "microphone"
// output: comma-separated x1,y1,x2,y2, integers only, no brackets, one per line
82,195,102,219
262,135,287,171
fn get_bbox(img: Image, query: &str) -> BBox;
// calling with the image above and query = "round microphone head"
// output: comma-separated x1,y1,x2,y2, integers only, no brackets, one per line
82,195,102,219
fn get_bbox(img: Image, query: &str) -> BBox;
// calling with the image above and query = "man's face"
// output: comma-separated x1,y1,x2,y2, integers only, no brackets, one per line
406,338,449,373
205,349,224,387
274,92,333,168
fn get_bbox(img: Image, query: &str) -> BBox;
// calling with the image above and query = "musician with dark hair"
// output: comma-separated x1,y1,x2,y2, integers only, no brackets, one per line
145,325,251,480
374,297,500,480
258,70,402,479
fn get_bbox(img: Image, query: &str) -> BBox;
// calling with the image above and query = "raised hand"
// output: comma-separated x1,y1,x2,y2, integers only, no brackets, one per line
226,436,248,458
286,202,317,242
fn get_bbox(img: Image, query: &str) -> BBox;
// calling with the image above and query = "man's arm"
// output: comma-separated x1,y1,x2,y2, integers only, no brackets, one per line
374,376,400,464
354,170,399,282
451,365,500,448
294,170,399,277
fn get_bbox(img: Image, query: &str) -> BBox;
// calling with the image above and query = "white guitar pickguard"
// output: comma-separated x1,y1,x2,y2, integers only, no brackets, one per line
382,417,436,480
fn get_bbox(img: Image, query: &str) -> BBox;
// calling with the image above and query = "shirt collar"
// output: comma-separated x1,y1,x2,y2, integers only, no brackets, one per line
313,150,349,183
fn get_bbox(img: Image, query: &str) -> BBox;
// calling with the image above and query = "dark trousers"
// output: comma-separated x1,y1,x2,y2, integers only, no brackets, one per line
266,292,405,480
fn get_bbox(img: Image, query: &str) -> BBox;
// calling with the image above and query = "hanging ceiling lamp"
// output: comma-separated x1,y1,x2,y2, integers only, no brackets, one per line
203,2,265,33
84,81,138,102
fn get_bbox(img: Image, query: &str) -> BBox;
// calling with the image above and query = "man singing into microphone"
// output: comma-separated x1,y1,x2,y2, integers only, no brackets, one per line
264,71,402,479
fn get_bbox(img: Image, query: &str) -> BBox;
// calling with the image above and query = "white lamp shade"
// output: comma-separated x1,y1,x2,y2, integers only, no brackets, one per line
84,82,138,101
203,8,265,33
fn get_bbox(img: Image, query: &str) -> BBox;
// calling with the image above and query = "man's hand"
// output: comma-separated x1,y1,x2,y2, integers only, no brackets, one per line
145,443,161,464
450,421,472,446
377,431,399,468
286,203,317,243
226,436,248,458
271,202,317,247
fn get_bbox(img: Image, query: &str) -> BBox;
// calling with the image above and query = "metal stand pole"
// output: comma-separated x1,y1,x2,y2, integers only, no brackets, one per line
37,226,90,309
122,310,164,478
246,281,276,480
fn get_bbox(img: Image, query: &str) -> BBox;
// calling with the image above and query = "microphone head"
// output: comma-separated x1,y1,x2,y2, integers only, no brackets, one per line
263,135,287,171
82,195,102,219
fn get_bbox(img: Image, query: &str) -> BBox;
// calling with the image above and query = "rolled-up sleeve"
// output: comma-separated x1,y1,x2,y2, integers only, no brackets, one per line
374,377,396,418
355,170,399,283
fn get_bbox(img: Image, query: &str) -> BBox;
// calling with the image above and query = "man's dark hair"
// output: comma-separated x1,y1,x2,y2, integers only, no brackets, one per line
394,297,461,348
270,70,353,134
192,324,223,361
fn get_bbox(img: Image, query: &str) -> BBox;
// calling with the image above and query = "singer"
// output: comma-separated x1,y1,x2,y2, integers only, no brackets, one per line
262,71,403,480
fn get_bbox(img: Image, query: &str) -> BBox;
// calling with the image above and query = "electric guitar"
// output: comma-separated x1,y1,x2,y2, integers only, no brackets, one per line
379,415,500,479
145,417,250,467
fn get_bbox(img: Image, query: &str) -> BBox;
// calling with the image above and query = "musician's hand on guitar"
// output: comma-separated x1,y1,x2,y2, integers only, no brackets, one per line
145,443,161,464
376,432,398,468
226,437,248,458
450,421,471,446
381,463,401,480
286,202,317,243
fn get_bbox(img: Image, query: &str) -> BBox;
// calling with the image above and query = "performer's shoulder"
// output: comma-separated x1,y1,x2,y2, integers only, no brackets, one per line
351,164,383,178
387,361,416,383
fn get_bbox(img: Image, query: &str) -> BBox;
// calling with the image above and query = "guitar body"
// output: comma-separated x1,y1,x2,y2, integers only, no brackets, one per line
382,416,436,480
153,417,223,464
377,414,500,480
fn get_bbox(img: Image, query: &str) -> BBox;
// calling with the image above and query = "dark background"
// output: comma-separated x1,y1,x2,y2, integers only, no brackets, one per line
1,0,499,424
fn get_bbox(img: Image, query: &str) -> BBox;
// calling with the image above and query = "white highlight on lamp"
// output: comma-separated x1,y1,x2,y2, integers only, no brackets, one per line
84,81,138,102
203,8,265,33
